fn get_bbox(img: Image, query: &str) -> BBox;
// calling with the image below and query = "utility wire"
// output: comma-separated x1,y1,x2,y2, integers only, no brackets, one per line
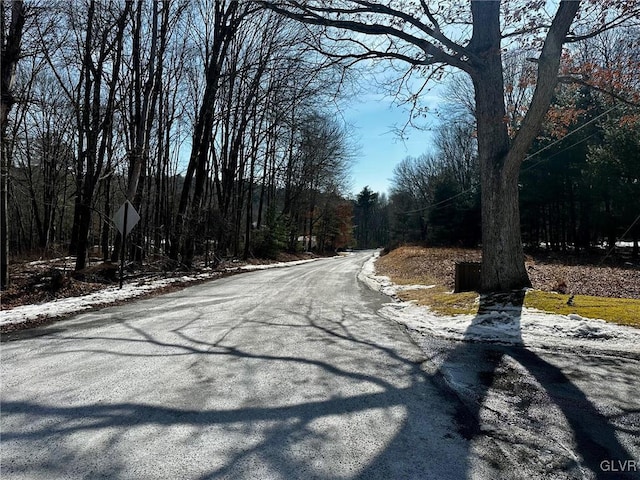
521,131,598,173
598,213,640,266
521,105,618,164
399,104,620,215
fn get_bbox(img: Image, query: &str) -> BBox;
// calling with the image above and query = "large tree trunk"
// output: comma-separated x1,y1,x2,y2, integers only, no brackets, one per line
478,150,531,291
0,0,25,290
468,1,529,291
471,41,530,290
469,0,578,291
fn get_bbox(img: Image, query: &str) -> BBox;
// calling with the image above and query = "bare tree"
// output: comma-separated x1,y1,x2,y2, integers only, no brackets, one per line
262,0,639,290
11,70,75,251
170,0,259,266
1,0,26,289
3,0,356,274
434,120,477,192
107,0,172,263
31,0,133,270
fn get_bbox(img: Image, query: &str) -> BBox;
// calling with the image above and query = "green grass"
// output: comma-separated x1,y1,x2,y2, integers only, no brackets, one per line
524,290,640,327
397,288,640,327
377,245,640,328
397,287,479,316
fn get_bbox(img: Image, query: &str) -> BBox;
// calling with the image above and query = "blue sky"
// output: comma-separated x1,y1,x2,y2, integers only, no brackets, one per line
343,89,440,198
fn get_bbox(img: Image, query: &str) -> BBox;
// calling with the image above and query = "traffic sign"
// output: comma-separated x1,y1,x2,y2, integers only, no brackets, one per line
113,201,140,236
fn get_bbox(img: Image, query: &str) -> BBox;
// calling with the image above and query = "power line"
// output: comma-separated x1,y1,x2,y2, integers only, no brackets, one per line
598,213,640,266
398,104,621,215
521,105,618,164
521,131,598,173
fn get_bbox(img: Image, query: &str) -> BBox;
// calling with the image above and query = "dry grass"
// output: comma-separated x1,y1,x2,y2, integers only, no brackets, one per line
376,245,640,327
376,246,481,287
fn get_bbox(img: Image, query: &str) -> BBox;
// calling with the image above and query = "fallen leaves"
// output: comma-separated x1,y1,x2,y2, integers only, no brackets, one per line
377,245,640,299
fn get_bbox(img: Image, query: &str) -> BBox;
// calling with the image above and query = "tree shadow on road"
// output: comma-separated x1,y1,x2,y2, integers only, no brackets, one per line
1,289,638,479
1,299,472,479
437,290,637,479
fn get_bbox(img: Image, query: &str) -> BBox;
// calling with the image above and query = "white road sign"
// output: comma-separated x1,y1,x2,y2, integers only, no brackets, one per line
113,200,140,236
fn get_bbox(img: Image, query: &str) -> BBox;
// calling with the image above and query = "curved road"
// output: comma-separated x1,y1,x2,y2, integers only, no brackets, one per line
1,252,638,479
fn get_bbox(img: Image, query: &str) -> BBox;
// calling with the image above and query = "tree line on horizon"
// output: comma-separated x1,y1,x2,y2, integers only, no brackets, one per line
354,28,639,256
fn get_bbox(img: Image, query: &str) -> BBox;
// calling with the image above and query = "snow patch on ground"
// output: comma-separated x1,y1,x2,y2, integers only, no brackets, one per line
26,256,75,267
237,259,317,271
362,252,640,354
0,273,216,326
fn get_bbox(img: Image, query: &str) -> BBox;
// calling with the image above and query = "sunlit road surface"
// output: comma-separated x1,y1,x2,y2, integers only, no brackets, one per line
1,251,638,479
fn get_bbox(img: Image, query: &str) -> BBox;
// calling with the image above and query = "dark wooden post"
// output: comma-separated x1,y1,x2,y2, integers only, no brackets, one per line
455,262,481,293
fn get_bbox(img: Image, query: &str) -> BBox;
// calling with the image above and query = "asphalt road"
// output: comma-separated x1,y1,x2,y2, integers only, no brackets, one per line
1,251,639,479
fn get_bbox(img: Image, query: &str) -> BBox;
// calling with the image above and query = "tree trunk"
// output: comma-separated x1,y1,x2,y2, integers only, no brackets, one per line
469,1,530,291
478,155,531,290
0,141,9,289
0,0,26,289
101,175,112,261
468,0,578,291
74,200,92,271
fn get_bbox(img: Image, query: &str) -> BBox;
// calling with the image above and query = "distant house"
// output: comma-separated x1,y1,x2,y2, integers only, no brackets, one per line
297,235,317,250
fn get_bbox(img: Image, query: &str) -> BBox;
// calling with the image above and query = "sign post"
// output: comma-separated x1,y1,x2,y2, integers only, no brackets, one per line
113,200,140,288
119,202,129,289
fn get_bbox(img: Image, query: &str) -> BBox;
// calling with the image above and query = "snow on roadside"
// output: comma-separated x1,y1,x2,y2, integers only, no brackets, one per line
26,256,75,267
237,258,317,271
0,273,217,327
1,258,320,327
361,252,640,354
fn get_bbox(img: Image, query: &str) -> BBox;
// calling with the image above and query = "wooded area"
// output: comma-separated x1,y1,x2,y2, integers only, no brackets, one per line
1,0,356,290
262,0,639,291
359,27,639,257
1,1,638,292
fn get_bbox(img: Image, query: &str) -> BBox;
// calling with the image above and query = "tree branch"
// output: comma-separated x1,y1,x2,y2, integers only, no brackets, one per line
259,1,475,73
347,0,477,63
566,10,640,42
420,1,441,33
558,76,640,107
505,0,581,176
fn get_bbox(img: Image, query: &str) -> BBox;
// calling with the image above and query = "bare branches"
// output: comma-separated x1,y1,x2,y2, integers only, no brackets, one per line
566,7,640,43
259,1,475,72
420,0,441,33
506,0,581,175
